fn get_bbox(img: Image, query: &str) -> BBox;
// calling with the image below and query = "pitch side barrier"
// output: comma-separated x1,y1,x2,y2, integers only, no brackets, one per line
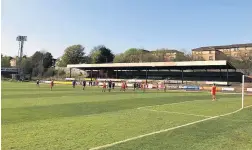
41,78,252,93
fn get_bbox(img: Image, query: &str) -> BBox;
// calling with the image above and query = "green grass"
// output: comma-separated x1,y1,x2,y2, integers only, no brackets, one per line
1,82,252,150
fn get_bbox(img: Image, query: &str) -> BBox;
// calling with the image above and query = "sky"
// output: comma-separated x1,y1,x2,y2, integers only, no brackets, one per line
1,0,252,58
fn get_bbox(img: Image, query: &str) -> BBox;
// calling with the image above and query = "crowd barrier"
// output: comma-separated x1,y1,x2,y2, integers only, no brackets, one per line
247,88,252,92
41,80,251,93
167,85,179,89
221,87,235,91
55,81,72,85
200,86,222,91
183,86,200,90
43,81,51,84
97,78,123,82
65,78,75,81
205,81,229,86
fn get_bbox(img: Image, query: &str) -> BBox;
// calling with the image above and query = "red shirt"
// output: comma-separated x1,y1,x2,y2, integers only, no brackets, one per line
211,86,216,94
122,83,125,88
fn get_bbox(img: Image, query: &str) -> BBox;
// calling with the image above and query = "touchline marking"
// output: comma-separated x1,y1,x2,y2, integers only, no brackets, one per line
139,108,212,118
89,107,249,150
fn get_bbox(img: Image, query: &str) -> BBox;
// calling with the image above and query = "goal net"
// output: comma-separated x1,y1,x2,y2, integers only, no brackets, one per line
242,75,252,109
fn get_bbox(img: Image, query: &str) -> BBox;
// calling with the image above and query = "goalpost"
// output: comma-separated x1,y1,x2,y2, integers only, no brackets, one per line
242,75,252,109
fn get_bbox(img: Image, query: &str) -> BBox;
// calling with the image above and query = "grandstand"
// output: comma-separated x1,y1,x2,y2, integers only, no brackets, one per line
67,60,242,84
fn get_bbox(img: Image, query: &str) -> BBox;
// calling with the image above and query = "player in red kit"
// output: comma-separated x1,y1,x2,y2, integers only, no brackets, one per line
211,84,217,101
50,79,54,91
121,81,126,92
102,81,106,92
142,82,146,92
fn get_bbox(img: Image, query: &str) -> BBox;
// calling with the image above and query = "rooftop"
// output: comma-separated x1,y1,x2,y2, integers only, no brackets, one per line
67,60,236,70
151,49,183,53
192,43,252,51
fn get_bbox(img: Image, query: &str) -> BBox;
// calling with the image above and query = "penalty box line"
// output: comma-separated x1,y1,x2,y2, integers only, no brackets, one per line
89,106,251,150
138,108,212,118
137,99,213,118
137,99,206,110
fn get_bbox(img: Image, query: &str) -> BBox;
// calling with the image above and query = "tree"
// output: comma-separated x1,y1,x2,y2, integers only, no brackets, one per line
30,51,54,77
141,52,157,62
152,50,166,62
43,52,53,68
43,68,55,77
31,51,53,68
32,64,44,77
59,45,86,66
84,56,92,64
1,55,12,67
123,48,148,62
20,58,33,75
31,51,44,67
90,45,114,63
173,50,192,61
229,51,252,75
113,54,126,63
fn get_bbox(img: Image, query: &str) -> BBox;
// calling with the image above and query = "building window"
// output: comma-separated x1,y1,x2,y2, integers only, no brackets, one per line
209,56,213,60
209,51,212,54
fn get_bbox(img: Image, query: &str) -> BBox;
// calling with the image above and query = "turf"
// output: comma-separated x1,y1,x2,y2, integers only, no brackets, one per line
1,82,252,150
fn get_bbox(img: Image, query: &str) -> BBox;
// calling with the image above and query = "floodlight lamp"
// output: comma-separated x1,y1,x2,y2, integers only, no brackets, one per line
16,36,27,41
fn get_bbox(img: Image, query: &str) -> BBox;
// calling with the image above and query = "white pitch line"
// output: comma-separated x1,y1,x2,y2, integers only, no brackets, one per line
221,92,252,95
139,108,212,118
137,99,205,110
89,107,248,150
244,105,252,108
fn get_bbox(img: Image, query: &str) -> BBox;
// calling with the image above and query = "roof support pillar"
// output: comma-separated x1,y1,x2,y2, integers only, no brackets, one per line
181,69,184,84
91,70,93,82
69,68,72,78
226,67,229,85
145,69,148,84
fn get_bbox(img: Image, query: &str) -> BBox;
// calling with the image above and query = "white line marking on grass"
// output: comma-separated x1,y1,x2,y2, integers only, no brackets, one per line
244,105,252,108
89,107,249,150
139,108,212,118
137,99,204,109
221,92,252,95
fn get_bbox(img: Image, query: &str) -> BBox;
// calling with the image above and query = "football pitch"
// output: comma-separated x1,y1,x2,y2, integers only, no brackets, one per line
1,82,252,150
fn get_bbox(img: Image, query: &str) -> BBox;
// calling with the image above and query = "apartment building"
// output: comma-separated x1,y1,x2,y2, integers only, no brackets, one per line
10,58,17,67
192,43,252,60
151,49,184,61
